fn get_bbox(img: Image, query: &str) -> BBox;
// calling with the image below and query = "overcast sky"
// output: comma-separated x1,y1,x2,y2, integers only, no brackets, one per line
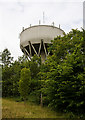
0,0,84,60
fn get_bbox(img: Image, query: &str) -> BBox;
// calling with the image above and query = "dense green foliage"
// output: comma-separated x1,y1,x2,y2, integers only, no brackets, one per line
41,29,85,116
2,48,13,67
19,68,31,101
1,29,85,117
2,51,41,98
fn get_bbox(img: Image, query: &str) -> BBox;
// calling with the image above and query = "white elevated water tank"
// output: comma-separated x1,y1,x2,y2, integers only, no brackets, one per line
20,25,64,62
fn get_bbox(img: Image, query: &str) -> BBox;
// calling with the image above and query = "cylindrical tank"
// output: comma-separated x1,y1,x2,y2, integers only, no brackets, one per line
20,25,64,62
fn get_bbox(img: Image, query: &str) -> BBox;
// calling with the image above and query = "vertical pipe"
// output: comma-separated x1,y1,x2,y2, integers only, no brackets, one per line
43,12,45,24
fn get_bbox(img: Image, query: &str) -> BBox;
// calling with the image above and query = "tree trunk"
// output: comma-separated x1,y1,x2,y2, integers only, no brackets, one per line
40,92,43,107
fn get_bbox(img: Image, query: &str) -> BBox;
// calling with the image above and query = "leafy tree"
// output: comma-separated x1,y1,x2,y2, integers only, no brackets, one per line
2,66,13,97
18,54,28,64
2,48,13,67
41,29,85,116
26,55,41,104
20,55,41,95
10,60,21,96
2,49,14,97
19,68,31,101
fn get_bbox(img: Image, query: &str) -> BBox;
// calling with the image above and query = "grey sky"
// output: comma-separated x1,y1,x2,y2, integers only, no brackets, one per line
0,0,84,60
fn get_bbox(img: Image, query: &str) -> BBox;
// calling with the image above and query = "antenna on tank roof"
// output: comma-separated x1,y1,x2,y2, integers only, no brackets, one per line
43,12,45,24
39,20,41,25
59,24,60,29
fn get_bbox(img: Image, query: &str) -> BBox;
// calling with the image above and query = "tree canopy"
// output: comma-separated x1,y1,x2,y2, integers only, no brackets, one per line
2,48,13,67
41,29,85,115
19,68,31,101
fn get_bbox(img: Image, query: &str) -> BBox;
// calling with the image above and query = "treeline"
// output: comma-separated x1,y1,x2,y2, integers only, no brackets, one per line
2,50,41,99
1,29,85,117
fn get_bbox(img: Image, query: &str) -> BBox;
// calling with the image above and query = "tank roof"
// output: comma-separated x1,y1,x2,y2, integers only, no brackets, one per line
20,25,65,36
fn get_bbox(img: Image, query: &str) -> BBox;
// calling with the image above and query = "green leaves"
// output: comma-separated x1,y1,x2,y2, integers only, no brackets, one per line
2,48,13,67
40,29,85,115
19,68,31,101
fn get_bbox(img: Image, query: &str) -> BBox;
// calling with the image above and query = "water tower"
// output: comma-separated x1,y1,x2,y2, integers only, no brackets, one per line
20,24,64,62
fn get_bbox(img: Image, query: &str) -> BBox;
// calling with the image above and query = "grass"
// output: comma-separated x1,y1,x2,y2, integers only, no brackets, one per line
2,97,66,118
